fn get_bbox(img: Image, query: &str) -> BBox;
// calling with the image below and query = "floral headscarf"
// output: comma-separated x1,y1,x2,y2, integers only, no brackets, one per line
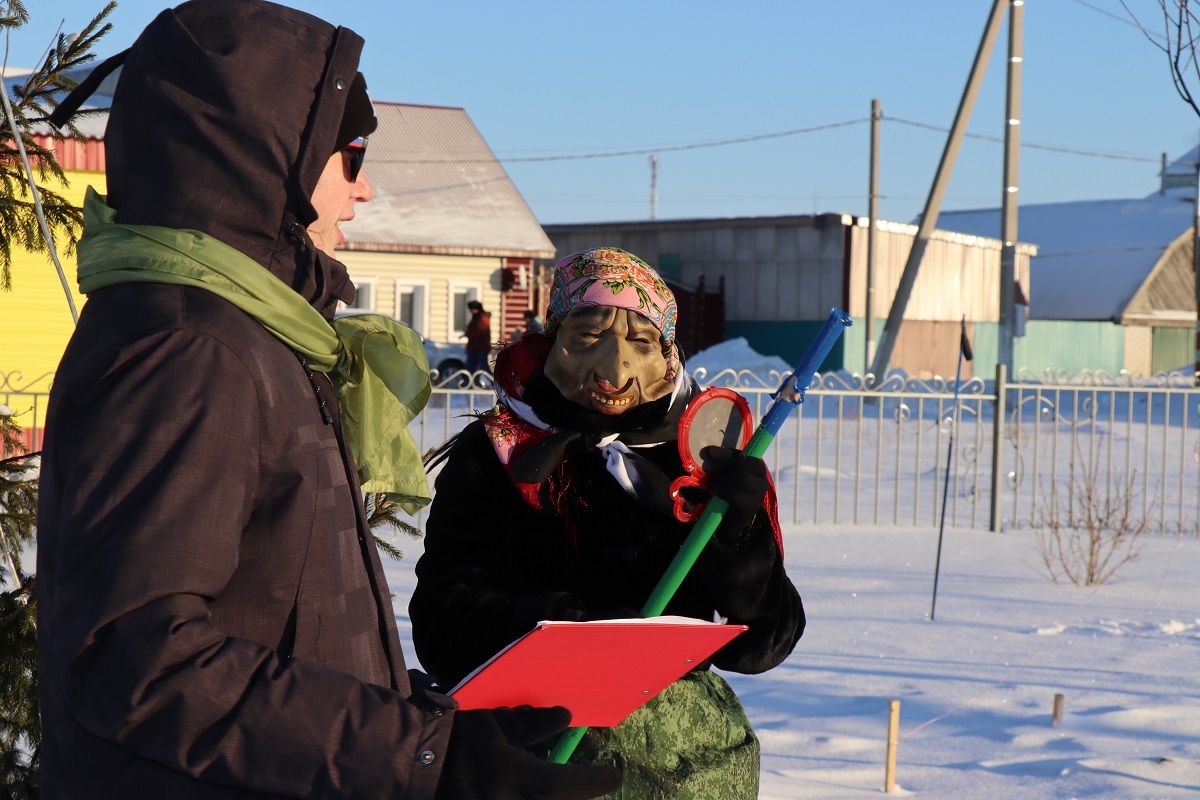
544,247,679,379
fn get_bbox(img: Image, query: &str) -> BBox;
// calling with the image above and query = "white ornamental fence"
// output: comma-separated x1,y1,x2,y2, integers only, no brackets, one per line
417,366,1200,535
7,366,1200,534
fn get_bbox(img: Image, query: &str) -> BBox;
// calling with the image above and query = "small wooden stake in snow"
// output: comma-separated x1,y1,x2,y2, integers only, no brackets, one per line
1052,692,1065,726
884,699,900,793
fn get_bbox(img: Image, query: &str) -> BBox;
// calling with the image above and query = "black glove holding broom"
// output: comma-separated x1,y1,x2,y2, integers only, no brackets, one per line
696,446,780,621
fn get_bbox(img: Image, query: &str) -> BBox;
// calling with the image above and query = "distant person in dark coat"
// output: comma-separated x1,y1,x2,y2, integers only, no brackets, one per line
522,308,545,334
35,2,620,799
511,308,545,339
464,299,492,373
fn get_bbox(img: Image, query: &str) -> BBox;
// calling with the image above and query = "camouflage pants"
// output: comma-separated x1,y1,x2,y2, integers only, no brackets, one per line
574,670,759,800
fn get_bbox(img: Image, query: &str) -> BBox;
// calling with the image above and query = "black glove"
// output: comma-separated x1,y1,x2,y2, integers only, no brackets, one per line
514,591,589,623
434,706,623,800
701,446,769,540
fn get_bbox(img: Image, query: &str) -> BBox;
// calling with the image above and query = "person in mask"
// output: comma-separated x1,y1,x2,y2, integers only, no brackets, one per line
411,247,805,798
36,3,621,799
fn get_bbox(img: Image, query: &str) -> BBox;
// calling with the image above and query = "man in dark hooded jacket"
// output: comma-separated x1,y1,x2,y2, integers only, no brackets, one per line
35,2,621,798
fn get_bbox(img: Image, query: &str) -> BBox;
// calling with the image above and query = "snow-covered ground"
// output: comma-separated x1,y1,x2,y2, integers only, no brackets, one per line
384,524,1200,799
11,337,1198,796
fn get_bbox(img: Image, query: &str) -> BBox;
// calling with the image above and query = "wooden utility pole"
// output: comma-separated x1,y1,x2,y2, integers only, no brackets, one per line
866,98,881,374
649,153,659,221
1194,134,1200,384
867,0,1008,381
998,0,1024,373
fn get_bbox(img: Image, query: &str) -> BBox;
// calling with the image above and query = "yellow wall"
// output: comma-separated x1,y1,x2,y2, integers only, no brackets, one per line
0,186,500,435
0,169,106,431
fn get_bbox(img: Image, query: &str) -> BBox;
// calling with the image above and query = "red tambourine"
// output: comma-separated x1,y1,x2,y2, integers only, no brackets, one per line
669,387,754,523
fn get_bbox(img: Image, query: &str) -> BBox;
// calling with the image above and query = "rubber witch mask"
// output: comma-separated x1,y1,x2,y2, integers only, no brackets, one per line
545,305,674,414
541,247,680,415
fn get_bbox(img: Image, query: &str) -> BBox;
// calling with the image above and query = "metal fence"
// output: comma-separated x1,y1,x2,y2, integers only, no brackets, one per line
1,371,52,453
692,367,998,530
1001,368,1200,535
8,366,1199,534
418,366,1200,535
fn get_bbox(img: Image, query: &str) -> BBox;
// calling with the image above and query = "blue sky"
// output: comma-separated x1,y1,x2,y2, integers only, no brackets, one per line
5,1,1195,227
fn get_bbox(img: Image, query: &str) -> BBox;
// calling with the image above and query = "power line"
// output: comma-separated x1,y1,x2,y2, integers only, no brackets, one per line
1068,0,1168,44
886,115,1161,163
368,113,1162,167
1036,243,1176,258
370,118,869,164
1068,0,1144,30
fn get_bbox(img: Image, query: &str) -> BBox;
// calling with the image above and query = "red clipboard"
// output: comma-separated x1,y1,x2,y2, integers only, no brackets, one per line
448,617,747,727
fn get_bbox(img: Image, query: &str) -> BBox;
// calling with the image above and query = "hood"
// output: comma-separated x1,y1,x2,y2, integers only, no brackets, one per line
90,0,375,317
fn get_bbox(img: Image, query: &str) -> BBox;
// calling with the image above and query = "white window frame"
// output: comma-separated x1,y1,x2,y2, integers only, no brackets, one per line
394,278,430,338
449,281,483,340
342,276,377,313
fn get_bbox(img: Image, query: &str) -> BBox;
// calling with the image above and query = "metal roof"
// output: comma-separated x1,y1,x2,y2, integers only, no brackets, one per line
340,102,555,258
21,66,551,258
940,190,1190,322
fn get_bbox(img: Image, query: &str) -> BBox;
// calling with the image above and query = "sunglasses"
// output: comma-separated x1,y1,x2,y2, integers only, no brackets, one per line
344,136,368,181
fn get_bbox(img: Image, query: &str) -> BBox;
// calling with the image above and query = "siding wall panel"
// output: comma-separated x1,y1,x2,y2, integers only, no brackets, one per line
338,251,502,344
1014,321,1125,376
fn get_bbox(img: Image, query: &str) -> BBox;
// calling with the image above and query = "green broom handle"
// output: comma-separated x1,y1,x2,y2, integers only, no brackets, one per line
550,309,852,764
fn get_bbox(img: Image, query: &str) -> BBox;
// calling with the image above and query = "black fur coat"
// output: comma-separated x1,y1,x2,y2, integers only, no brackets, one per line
409,386,805,688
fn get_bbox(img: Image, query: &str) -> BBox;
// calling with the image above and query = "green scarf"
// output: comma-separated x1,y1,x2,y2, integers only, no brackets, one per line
76,187,432,514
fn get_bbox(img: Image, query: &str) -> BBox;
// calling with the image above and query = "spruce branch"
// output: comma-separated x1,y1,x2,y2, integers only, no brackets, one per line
0,409,38,797
0,580,38,798
0,0,115,286
0,6,113,790
0,1,28,31
364,493,423,561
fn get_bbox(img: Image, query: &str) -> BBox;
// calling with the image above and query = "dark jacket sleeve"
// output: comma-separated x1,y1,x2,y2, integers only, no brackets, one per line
699,511,805,674
43,329,450,799
410,423,579,687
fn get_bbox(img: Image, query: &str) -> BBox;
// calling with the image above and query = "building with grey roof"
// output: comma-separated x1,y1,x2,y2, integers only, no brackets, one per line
940,150,1195,376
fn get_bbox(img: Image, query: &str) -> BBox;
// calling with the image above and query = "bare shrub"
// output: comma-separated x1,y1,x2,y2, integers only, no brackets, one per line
1034,441,1150,586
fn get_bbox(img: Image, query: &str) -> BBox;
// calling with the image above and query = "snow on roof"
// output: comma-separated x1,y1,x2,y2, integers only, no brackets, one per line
341,103,555,258
851,215,1037,254
940,189,1192,321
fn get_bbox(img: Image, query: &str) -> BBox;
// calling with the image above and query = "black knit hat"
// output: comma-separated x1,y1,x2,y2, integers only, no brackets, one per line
336,72,377,152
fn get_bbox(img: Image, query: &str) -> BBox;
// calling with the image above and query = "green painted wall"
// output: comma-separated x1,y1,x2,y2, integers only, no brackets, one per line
1013,320,1125,376
724,320,846,372
1151,327,1192,373
840,317,871,374
657,254,682,281
726,317,1125,378
972,322,998,379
